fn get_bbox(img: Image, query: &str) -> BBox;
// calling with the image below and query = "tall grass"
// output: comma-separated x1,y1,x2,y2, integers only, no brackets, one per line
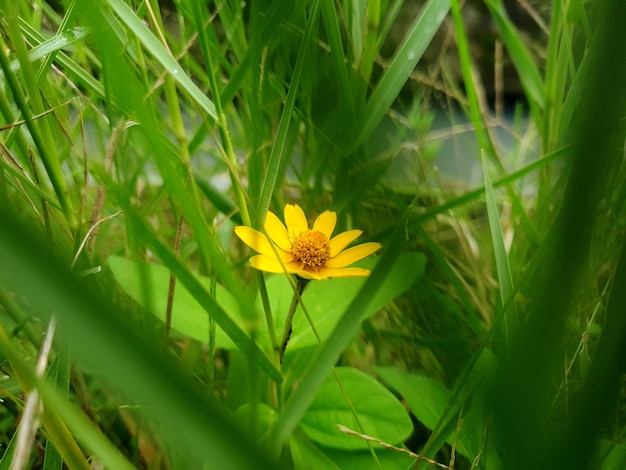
1,0,625,469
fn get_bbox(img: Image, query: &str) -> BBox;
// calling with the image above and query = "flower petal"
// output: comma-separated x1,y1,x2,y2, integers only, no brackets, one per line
264,211,291,252
234,226,291,262
295,267,328,280
329,229,363,256
318,267,372,278
249,255,300,274
325,242,382,268
284,204,309,238
312,210,337,239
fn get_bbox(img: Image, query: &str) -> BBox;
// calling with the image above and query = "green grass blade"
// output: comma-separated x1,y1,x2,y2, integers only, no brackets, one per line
0,432,18,470
43,347,71,470
256,0,320,220
482,156,518,344
484,0,545,114
0,17,76,229
104,0,217,120
319,0,354,117
7,26,90,72
353,0,450,149
369,145,568,241
219,0,296,105
18,19,105,97
449,0,497,160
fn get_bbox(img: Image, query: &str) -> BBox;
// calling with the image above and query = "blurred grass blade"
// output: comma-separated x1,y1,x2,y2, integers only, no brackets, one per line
220,0,295,105
0,327,96,470
0,207,278,470
0,20,76,229
43,346,72,470
482,156,518,343
353,0,449,148
492,0,626,467
319,0,354,117
104,0,217,119
0,432,17,470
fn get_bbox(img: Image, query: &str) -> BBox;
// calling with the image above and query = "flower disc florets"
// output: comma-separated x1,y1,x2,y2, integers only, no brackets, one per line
291,230,331,268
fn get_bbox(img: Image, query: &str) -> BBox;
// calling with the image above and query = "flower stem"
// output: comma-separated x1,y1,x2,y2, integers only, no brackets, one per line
279,276,310,363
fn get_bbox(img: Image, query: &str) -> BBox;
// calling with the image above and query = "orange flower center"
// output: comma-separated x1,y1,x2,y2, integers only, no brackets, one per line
291,230,331,268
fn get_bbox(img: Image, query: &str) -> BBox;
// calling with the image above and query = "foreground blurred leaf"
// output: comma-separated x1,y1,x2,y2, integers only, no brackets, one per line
0,210,277,470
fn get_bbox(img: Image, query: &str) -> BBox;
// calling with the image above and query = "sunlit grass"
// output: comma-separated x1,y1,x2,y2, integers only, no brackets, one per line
1,0,626,469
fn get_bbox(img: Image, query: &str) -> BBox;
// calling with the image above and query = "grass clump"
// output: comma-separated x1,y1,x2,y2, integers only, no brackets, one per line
1,1,626,469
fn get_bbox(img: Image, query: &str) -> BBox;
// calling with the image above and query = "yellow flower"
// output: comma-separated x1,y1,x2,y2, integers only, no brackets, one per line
234,204,382,280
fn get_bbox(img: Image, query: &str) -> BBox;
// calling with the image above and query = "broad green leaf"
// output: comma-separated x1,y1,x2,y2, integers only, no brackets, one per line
321,446,415,470
376,366,481,460
376,367,450,432
290,433,341,470
299,367,413,450
108,255,241,349
233,403,279,441
280,252,427,351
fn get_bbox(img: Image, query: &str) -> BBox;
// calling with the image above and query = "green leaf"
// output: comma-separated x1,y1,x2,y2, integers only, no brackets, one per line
233,403,279,441
108,255,241,349
290,433,342,470
376,367,451,433
376,366,484,461
299,367,413,450
321,446,416,470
